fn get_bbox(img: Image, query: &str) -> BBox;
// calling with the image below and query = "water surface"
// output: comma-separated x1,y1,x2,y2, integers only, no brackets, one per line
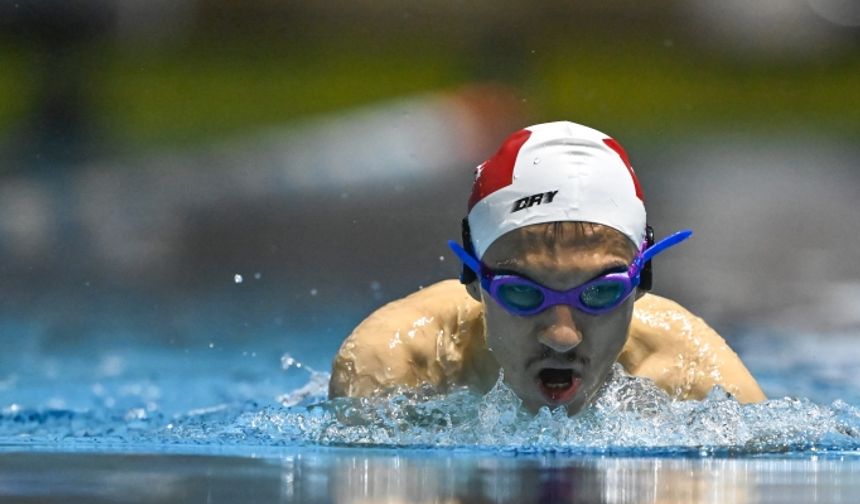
2,305,860,503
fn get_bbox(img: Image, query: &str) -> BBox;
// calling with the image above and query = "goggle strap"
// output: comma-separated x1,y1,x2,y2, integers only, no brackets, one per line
450,230,692,291
448,240,482,276
640,229,693,264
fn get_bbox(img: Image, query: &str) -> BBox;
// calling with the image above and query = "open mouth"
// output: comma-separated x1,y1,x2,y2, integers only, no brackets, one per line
537,368,582,405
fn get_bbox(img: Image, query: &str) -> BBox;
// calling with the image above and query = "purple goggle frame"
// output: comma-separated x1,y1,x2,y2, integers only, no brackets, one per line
447,229,692,316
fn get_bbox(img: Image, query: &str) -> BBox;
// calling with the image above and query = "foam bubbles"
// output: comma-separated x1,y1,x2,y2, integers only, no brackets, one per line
3,364,860,455
246,364,860,454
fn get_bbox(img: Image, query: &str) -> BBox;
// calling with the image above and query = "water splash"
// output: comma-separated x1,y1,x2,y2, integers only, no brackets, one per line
276,353,328,407
253,364,860,453
280,353,303,371
5,364,859,455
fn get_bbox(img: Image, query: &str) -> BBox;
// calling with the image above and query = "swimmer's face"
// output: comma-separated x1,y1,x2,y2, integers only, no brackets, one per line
469,222,639,414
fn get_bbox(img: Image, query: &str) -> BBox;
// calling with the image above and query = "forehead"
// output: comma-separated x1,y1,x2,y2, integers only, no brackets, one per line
482,222,637,287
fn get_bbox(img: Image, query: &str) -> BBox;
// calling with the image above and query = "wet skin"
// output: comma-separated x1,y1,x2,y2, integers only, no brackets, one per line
465,223,639,414
328,223,766,408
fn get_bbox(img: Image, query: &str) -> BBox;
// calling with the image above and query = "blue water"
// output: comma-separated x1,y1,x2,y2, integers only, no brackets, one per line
3,296,860,503
2,306,860,458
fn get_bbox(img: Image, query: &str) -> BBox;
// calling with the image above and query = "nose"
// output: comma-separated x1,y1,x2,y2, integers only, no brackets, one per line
537,304,583,353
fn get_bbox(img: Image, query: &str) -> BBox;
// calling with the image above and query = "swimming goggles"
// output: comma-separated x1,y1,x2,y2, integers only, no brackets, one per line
447,230,692,316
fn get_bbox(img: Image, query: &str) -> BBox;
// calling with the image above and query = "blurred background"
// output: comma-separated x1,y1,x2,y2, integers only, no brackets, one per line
1,0,859,368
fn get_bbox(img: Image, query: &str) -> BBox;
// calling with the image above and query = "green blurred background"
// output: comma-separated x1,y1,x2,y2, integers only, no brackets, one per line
1,0,860,342
2,0,858,153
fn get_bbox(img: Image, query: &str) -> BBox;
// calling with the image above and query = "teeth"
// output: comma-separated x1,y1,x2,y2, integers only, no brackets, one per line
546,382,570,389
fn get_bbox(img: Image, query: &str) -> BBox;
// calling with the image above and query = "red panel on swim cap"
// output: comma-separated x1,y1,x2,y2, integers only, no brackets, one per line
467,129,532,210
603,138,644,202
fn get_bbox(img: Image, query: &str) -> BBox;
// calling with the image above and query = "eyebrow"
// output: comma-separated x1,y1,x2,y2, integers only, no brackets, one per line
487,266,536,281
591,263,630,280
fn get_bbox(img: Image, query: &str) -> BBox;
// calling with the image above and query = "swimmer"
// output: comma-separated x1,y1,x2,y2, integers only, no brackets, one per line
329,121,765,414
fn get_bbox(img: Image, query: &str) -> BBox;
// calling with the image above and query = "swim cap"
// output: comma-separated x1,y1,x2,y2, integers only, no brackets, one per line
466,121,646,258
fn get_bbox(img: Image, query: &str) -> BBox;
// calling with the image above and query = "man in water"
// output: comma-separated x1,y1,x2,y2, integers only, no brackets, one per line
329,121,765,413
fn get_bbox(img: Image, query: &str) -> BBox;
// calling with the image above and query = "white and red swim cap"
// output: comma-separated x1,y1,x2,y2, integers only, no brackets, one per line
466,121,646,258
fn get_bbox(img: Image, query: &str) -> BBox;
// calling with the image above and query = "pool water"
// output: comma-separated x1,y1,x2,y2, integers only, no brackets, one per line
2,301,860,503
2,450,859,504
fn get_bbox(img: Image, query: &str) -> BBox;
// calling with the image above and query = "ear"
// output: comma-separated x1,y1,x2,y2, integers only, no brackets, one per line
465,279,482,302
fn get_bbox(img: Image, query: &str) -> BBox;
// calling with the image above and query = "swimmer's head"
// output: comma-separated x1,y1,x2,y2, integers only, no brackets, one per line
451,121,689,414
465,121,647,260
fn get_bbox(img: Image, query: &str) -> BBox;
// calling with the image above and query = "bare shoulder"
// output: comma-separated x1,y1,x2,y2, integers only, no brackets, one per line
619,293,766,403
328,280,493,398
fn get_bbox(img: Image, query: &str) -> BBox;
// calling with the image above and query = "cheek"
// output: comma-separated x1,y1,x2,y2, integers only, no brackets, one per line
584,301,634,356
483,304,535,358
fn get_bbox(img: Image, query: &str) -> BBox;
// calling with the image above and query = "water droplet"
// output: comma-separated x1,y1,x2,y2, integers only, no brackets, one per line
254,272,262,280
208,342,214,348
281,353,299,370
370,281,381,291
234,274,243,284
439,255,445,262
310,288,318,296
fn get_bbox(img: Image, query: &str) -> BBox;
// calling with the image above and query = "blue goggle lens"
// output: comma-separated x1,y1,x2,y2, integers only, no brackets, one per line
497,283,545,311
579,280,627,309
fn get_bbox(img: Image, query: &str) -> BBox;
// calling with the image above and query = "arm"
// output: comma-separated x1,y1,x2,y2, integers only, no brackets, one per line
328,280,495,398
619,293,766,403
